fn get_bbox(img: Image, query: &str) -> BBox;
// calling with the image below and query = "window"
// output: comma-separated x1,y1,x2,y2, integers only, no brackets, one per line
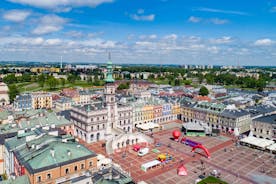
65,168,69,174
74,166,78,171
47,173,51,180
81,164,85,169
37,176,41,182
89,161,93,166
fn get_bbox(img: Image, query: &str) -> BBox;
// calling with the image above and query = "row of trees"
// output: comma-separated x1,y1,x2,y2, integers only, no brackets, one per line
201,73,269,91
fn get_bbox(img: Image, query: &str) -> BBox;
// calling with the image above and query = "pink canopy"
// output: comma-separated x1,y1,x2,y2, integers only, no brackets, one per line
177,165,188,176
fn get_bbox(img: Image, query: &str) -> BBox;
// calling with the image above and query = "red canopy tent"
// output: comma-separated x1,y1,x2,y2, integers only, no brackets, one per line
133,144,141,152
177,164,187,176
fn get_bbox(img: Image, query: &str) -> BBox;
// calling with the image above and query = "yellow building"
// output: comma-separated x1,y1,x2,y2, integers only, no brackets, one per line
31,67,60,73
31,92,52,109
172,104,181,115
141,105,154,122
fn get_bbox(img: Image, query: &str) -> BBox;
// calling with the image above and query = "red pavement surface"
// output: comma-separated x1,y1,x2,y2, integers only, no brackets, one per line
81,126,276,184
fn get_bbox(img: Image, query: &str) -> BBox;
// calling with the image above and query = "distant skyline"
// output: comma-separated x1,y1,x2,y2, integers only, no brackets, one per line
0,0,276,66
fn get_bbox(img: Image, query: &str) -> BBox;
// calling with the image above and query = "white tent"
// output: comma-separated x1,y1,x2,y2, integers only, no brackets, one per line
240,137,274,149
141,160,161,171
267,143,276,152
137,122,159,130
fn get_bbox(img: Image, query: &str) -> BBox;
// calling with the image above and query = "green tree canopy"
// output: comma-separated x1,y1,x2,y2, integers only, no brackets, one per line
46,76,59,90
117,82,130,90
8,85,19,102
199,86,209,96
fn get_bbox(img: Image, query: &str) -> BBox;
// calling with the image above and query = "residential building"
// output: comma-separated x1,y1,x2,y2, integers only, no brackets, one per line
55,97,73,111
14,93,32,111
181,102,252,134
30,67,60,73
0,82,9,107
5,133,97,184
31,92,52,109
251,114,276,141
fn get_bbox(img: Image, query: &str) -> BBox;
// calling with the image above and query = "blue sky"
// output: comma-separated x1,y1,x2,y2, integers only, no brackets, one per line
0,0,276,66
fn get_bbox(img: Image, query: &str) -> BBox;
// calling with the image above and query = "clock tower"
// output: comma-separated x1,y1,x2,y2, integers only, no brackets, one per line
104,53,117,134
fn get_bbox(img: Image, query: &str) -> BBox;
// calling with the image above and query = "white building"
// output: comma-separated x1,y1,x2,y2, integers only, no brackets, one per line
0,82,9,106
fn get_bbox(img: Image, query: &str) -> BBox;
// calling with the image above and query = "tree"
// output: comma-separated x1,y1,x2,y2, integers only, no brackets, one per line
21,73,32,82
117,82,130,90
174,79,180,86
46,77,59,90
38,74,46,88
60,78,66,87
199,86,209,96
3,74,17,84
87,76,93,84
8,85,19,102
183,80,192,85
67,74,78,84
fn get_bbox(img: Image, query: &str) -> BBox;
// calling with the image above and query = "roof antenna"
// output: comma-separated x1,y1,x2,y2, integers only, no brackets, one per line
108,51,111,61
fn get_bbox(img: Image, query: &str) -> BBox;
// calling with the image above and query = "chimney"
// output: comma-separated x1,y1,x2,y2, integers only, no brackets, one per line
50,149,55,158
67,150,71,157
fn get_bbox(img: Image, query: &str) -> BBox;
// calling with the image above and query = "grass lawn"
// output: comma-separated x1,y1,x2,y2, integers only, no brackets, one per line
149,79,170,85
16,81,104,93
197,176,228,184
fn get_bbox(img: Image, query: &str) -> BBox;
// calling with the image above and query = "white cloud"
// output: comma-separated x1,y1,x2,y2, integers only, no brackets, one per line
32,14,67,35
149,34,157,39
139,34,157,40
188,16,229,25
3,9,31,22
45,38,62,45
7,0,113,10
207,46,219,54
254,38,274,46
1,34,275,66
130,14,155,21
209,36,233,44
163,34,178,41
195,7,249,16
209,18,228,25
188,16,201,23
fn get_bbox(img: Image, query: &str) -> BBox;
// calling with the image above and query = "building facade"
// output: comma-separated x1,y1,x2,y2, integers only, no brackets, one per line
0,82,9,107
181,102,252,134
251,114,276,141
5,133,97,184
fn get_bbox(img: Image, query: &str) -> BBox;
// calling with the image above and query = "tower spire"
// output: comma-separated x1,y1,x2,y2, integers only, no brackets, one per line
108,52,111,61
105,52,115,83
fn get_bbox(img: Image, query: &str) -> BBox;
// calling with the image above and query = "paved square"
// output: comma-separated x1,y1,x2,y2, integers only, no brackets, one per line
81,127,276,184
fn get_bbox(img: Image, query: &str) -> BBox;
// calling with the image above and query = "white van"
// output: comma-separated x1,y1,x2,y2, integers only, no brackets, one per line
138,148,149,156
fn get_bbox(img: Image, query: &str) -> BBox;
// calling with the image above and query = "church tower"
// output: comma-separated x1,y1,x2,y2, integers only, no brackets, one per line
104,53,117,134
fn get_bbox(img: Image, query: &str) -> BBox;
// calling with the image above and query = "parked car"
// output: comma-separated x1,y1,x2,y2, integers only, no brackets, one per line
155,142,162,147
138,147,149,156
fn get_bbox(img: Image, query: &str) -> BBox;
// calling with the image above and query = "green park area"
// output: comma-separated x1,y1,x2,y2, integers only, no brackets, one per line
197,176,228,184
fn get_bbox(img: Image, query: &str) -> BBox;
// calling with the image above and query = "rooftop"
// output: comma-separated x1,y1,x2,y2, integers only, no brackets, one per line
12,134,97,174
254,114,276,124
220,109,250,118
